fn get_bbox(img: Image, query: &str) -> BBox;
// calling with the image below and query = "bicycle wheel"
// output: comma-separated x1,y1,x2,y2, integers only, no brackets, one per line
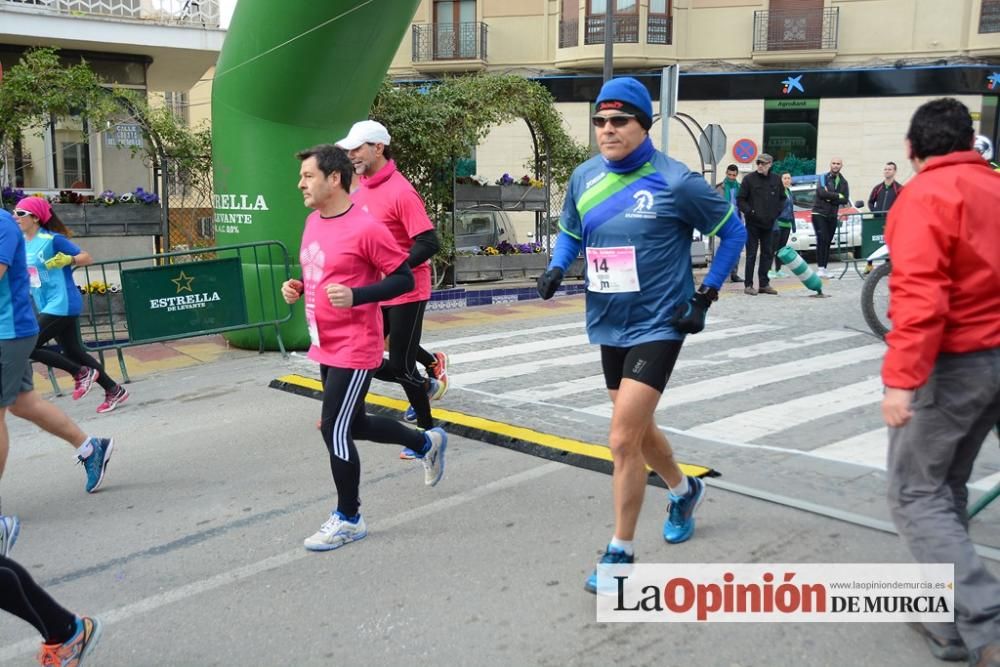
861,261,892,339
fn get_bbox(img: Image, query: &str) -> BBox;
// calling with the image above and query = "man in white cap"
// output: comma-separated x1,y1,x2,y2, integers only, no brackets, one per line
336,121,449,458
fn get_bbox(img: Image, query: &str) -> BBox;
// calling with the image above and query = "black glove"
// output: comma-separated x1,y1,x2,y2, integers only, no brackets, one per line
536,267,564,300
670,286,717,334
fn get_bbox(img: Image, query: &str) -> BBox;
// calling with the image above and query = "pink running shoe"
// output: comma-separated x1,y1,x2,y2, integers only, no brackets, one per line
96,386,129,414
72,368,100,401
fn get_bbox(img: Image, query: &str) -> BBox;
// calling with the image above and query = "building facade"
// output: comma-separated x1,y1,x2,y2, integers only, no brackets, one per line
0,0,223,225
387,0,1000,229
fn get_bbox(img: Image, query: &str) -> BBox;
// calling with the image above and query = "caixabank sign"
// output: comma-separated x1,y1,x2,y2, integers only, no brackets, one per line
122,258,249,343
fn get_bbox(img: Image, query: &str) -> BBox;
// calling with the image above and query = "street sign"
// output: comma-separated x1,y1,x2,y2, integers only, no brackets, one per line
733,138,759,164
698,124,727,165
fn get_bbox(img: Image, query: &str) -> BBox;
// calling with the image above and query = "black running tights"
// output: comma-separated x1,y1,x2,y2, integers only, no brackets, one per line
0,555,76,644
30,314,117,392
319,365,426,518
374,301,434,429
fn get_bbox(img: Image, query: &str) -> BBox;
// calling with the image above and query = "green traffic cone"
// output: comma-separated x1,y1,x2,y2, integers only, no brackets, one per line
776,246,824,294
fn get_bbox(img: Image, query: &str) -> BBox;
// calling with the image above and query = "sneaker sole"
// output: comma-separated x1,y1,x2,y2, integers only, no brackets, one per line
303,529,368,552
432,378,449,401
87,439,114,494
79,617,104,665
399,449,416,460
663,479,706,544
1,517,20,558
425,430,447,487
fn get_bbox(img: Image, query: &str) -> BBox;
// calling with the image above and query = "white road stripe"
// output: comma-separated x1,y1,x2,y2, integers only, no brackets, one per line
687,377,885,442
811,428,888,468
0,462,565,664
700,329,863,361
657,344,885,410
425,317,732,350
454,324,781,386
813,428,1000,492
495,333,869,405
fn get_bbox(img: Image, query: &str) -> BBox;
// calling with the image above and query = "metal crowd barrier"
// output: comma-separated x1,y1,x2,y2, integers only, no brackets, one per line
59,240,293,386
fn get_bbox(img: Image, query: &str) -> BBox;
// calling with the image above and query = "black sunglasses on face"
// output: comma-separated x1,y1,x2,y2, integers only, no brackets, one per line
591,114,635,129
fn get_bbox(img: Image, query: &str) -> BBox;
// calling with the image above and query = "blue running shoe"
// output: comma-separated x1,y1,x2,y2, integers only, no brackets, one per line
584,545,635,594
663,476,705,544
403,405,417,423
80,438,114,494
0,515,20,557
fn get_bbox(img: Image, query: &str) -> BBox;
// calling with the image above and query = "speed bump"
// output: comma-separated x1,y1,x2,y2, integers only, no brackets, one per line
270,373,720,484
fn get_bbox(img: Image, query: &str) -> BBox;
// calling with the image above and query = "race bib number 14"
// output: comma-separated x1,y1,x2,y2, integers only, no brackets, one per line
586,246,640,293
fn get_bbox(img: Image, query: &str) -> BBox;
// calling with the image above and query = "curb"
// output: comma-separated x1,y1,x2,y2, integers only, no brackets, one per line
269,373,720,485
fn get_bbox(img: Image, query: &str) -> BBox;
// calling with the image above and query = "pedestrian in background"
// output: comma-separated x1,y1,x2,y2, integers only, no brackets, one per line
881,98,1000,667
770,172,795,279
864,161,903,274
715,163,744,283
811,158,850,278
737,153,785,295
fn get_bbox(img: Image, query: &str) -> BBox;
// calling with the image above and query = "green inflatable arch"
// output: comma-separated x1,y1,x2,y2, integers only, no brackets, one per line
211,0,421,349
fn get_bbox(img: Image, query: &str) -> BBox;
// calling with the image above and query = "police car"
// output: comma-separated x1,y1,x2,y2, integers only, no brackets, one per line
786,175,864,260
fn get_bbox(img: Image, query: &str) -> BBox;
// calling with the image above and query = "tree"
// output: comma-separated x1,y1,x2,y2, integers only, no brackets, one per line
370,74,589,271
0,47,211,198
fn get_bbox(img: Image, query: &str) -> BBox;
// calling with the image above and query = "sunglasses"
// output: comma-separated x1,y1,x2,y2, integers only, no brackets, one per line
12,209,33,217
756,160,771,165
591,114,635,129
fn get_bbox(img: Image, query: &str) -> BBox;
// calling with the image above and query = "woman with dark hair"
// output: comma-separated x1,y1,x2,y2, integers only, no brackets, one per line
12,197,129,414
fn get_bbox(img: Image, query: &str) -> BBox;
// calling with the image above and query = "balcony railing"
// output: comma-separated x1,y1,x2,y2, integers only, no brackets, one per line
647,14,672,45
559,18,578,48
412,22,488,62
752,7,838,52
0,0,220,28
584,14,640,45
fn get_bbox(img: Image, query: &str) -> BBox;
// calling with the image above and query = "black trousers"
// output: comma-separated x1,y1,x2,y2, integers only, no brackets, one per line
0,555,77,644
30,314,117,392
773,228,791,270
319,365,425,518
744,225,774,288
374,301,434,429
812,213,839,268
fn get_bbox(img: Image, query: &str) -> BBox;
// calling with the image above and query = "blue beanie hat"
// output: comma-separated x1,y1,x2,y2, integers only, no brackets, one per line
595,77,653,130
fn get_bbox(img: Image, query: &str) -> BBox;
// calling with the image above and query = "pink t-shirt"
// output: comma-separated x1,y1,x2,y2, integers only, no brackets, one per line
352,160,434,306
299,205,408,369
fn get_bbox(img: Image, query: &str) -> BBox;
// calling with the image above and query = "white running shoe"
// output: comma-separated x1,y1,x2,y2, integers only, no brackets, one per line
303,513,367,551
421,427,448,487
0,515,20,557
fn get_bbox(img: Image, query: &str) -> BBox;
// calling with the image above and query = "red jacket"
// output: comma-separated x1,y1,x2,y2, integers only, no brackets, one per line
882,151,1000,389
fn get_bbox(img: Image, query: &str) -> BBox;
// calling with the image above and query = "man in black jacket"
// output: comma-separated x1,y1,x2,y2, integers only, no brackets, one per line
737,153,786,295
811,157,850,278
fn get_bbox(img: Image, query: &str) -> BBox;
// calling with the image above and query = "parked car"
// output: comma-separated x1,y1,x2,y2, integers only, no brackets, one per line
785,175,865,260
453,205,519,253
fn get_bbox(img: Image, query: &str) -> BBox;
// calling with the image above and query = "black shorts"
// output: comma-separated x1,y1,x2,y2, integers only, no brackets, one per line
601,339,683,394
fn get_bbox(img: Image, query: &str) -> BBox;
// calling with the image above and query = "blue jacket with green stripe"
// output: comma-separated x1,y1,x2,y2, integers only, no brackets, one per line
556,151,735,347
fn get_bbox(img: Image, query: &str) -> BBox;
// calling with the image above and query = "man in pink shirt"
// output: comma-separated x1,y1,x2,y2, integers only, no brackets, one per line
282,144,448,552
337,121,449,458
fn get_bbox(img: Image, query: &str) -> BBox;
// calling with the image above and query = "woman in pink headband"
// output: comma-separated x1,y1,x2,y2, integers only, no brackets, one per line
12,197,129,414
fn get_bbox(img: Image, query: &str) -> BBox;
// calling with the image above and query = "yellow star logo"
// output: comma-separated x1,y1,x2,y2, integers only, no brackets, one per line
171,271,195,293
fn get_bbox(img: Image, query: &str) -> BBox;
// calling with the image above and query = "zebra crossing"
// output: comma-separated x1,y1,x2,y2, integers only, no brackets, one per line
424,316,1000,493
